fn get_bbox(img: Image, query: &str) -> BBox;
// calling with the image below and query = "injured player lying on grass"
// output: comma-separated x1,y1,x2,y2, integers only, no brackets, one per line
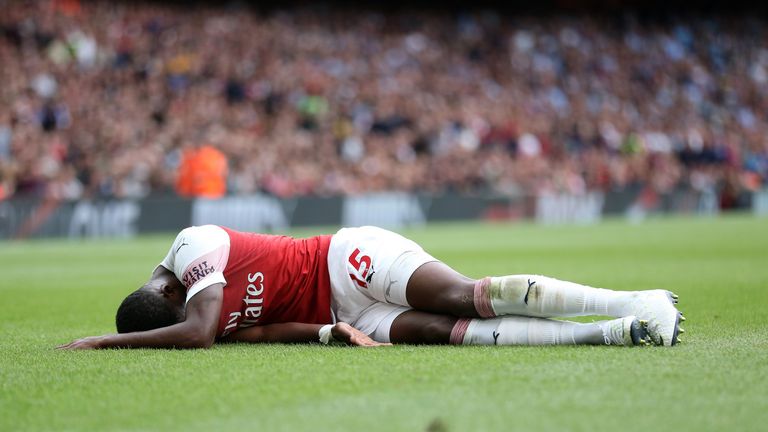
58,225,685,350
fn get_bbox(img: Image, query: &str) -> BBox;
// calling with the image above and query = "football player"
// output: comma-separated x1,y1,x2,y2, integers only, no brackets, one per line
58,225,684,350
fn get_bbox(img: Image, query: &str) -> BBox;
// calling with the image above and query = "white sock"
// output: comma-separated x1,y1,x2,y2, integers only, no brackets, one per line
450,316,628,346
473,275,630,318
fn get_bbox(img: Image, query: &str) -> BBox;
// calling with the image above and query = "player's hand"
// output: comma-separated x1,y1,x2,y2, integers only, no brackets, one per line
56,335,105,350
331,322,391,347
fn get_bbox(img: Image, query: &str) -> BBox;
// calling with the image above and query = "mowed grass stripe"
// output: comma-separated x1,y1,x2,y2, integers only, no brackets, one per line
1,215,767,431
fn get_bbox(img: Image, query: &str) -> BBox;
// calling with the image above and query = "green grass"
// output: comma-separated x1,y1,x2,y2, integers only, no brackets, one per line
1,215,767,431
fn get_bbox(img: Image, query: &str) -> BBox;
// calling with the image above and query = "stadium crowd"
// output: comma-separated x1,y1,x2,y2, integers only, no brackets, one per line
1,0,767,208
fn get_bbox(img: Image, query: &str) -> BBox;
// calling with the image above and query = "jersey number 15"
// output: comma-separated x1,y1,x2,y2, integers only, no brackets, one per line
348,248,372,289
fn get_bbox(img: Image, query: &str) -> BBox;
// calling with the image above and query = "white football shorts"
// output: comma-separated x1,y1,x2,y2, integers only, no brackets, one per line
327,226,437,342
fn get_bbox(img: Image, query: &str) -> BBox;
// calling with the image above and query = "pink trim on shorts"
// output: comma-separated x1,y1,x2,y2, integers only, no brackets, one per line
473,277,496,318
449,318,471,345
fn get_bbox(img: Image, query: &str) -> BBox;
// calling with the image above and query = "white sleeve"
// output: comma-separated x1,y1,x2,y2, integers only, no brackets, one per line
158,225,231,303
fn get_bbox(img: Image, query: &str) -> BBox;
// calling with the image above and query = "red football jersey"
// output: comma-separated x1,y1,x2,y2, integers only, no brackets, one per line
159,225,333,338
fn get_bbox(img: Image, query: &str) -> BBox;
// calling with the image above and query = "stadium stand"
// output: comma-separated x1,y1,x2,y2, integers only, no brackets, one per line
1,0,766,211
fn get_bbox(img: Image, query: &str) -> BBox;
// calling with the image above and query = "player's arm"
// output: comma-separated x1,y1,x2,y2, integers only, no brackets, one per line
222,322,389,347
57,284,223,350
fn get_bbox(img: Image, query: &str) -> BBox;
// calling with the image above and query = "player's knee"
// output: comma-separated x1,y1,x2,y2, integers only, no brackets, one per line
418,316,456,344
436,280,475,315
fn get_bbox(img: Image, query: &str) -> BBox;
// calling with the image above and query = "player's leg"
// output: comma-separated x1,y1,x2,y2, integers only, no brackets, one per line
472,275,683,346
408,264,656,318
387,310,649,346
404,261,478,317
387,310,457,344
330,226,681,346
406,266,684,346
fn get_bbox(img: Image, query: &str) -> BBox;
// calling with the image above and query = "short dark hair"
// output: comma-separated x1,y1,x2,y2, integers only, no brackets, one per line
115,289,180,333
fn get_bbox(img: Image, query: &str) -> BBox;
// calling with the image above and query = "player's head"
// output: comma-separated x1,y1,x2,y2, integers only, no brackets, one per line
115,278,186,333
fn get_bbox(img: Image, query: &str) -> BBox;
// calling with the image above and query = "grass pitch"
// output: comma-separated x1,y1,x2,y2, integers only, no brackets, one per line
1,215,767,431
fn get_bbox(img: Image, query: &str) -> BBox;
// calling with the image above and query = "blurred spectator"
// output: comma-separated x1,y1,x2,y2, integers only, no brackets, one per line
176,144,228,198
0,1,766,210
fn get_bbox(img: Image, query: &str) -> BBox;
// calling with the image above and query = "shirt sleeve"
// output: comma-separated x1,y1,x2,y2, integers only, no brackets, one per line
158,225,231,303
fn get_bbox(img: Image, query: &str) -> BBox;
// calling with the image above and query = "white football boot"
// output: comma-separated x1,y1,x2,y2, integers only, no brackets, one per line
620,290,684,346
597,316,651,346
